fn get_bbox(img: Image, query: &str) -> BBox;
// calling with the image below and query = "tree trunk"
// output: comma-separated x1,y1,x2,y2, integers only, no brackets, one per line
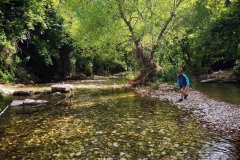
129,41,157,86
129,60,157,87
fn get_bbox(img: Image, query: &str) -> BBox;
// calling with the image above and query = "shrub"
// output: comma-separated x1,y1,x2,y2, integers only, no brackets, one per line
150,81,160,90
85,62,93,77
0,95,13,111
0,71,16,83
233,60,240,78
158,66,177,83
0,90,3,99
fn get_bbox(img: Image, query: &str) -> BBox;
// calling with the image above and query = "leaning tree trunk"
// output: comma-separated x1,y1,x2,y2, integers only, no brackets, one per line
129,60,157,87
117,0,183,86
129,41,157,87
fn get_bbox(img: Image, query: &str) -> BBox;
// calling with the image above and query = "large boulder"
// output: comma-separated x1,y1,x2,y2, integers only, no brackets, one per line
10,99,48,107
51,84,73,93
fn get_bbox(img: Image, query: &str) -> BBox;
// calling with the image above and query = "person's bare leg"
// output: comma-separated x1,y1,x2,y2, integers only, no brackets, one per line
180,89,184,99
182,88,186,96
183,87,188,99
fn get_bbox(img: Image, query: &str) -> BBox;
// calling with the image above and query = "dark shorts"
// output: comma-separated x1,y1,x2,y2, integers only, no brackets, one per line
180,85,186,89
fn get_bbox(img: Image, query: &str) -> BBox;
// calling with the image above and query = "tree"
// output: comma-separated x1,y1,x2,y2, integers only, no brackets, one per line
60,0,189,85
0,0,63,82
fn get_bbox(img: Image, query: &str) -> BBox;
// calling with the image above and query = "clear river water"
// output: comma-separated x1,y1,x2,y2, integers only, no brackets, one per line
193,81,240,105
0,80,239,159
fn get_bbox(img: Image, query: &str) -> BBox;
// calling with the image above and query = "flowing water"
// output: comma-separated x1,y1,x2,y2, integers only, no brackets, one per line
0,80,240,159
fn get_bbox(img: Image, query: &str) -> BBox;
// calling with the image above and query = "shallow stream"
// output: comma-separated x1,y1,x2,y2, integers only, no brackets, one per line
0,80,239,159
193,82,240,105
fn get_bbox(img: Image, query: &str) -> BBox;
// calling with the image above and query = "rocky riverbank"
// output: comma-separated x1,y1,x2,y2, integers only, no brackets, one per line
136,84,240,134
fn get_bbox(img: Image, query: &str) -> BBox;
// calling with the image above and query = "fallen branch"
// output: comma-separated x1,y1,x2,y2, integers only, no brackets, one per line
0,105,9,116
201,78,219,83
17,93,74,114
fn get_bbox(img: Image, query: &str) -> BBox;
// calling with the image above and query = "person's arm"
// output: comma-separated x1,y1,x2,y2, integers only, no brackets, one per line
183,74,190,86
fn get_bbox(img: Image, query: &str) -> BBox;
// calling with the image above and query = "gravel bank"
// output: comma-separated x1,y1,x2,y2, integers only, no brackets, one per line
136,84,240,134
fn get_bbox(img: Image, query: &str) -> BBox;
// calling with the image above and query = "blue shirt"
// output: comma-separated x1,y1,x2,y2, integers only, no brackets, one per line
177,74,190,86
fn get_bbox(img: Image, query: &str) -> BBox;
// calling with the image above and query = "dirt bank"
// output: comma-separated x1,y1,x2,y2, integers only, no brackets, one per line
136,84,240,134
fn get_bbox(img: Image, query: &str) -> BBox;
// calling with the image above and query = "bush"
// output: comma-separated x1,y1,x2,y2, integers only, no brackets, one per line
14,67,32,84
0,90,3,99
85,62,93,77
158,66,177,83
0,95,13,111
126,71,138,80
0,71,16,83
150,81,160,90
233,60,240,78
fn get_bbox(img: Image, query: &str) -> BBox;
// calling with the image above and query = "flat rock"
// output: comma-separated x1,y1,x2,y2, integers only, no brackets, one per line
10,100,24,107
10,99,48,107
0,88,15,95
51,84,73,93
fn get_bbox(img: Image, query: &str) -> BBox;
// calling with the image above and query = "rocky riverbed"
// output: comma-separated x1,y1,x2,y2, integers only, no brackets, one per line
136,84,240,134
1,81,240,134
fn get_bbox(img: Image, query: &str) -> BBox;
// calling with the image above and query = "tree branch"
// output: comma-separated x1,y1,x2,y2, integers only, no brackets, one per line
117,2,134,39
150,0,184,60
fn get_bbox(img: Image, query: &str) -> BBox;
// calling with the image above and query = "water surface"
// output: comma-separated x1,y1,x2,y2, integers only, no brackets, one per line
192,81,240,105
0,82,239,159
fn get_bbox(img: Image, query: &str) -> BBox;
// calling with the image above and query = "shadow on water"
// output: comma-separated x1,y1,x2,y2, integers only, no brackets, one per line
0,85,240,159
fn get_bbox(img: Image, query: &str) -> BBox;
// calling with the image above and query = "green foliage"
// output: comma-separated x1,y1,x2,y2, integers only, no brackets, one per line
0,90,3,99
0,95,13,110
150,81,160,90
0,0,239,83
193,1,239,70
85,62,93,77
233,60,240,78
0,70,16,83
0,0,68,82
17,8,77,81
158,65,178,83
125,71,139,80
14,67,32,84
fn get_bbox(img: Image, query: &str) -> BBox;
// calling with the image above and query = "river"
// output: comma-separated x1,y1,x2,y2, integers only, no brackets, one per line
192,81,240,105
0,80,239,159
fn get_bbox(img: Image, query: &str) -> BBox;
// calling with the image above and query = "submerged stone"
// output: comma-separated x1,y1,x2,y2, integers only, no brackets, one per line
10,99,48,107
13,91,32,96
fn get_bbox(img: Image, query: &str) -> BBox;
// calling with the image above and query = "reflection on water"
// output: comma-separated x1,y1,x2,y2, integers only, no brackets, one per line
0,86,239,159
192,81,240,105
